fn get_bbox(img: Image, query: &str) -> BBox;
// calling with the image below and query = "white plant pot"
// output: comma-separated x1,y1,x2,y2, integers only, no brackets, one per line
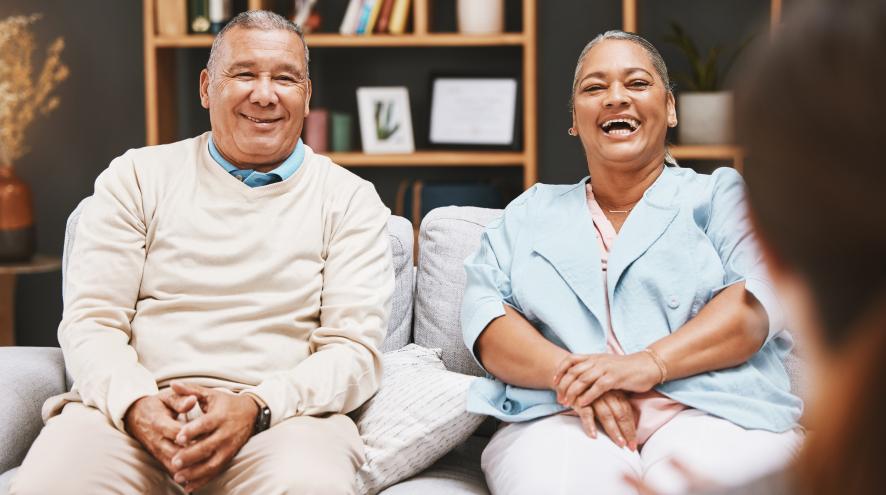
677,91,734,145
457,0,504,35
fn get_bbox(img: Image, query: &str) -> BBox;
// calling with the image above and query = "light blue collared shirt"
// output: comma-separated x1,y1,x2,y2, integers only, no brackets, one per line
208,135,305,187
461,166,802,432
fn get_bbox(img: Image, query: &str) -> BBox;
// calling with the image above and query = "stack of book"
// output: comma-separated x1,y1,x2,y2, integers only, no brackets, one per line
339,0,413,35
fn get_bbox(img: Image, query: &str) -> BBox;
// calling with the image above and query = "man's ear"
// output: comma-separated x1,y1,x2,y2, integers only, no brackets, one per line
199,69,211,109
303,79,312,118
666,92,678,128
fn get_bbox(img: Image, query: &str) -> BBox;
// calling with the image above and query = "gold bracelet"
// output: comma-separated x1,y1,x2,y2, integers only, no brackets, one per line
643,348,668,385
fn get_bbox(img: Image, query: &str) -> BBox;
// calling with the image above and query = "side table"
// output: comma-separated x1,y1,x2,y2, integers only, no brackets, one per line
0,255,62,346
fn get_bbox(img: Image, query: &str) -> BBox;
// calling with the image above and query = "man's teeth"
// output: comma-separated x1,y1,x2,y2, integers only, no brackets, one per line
246,116,275,123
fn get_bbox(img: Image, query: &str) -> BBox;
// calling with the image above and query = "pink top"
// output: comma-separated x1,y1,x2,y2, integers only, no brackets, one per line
586,183,687,445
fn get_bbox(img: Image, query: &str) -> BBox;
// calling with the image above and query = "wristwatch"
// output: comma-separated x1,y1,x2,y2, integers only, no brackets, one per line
253,404,271,435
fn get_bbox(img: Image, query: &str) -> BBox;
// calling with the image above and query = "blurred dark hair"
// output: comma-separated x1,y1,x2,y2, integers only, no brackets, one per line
736,1,886,494
737,0,886,347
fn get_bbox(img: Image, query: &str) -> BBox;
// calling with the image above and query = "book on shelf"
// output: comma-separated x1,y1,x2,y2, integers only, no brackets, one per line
293,0,318,30
303,108,329,153
339,0,363,34
355,0,376,34
156,0,187,36
188,0,211,34
388,0,412,35
364,0,385,34
374,0,396,34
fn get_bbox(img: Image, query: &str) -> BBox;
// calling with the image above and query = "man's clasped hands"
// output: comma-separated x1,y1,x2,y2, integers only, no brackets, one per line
123,382,260,493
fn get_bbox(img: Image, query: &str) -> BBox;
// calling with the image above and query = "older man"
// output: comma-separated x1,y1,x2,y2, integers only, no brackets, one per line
10,10,392,495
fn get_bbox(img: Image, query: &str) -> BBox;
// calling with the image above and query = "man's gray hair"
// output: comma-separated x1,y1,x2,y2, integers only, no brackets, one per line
570,30,677,165
206,10,310,78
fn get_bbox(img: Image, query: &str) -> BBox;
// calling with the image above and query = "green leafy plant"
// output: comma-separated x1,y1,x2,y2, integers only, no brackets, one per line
374,100,400,141
663,21,751,92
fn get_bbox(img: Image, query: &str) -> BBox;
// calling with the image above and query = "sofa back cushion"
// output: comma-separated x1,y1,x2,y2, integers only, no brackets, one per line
413,206,503,376
62,197,415,354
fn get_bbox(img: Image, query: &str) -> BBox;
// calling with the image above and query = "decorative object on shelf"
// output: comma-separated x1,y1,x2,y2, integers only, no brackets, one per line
429,77,518,147
664,21,751,145
0,14,69,262
357,87,415,154
331,112,354,152
303,107,329,152
208,0,232,34
156,0,188,36
457,0,504,35
188,0,211,33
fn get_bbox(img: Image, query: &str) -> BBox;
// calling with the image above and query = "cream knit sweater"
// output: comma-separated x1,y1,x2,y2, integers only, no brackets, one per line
54,132,393,431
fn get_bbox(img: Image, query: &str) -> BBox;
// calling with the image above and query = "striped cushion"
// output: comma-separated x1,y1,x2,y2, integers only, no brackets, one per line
354,344,486,495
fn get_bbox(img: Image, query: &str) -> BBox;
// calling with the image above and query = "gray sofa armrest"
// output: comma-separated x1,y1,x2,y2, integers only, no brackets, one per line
0,347,66,473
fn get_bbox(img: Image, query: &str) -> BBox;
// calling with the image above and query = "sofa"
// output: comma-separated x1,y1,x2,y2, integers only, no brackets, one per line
0,202,503,494
0,201,808,494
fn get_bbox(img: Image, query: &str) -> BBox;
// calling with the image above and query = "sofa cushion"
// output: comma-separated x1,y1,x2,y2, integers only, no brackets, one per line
0,347,67,475
413,207,503,376
383,215,415,352
379,435,489,495
62,198,415,355
354,344,486,495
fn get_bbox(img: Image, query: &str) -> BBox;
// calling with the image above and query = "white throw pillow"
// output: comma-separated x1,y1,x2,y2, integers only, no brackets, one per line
354,344,486,495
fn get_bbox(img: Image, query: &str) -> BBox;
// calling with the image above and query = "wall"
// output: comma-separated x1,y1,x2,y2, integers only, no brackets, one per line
1,0,771,346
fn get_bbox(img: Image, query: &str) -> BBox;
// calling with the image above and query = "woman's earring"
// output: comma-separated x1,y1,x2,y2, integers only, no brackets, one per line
568,128,577,136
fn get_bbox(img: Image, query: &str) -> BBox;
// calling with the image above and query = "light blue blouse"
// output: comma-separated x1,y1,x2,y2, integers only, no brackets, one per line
461,166,802,433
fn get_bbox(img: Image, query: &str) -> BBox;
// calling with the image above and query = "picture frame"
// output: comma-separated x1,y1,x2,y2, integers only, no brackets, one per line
356,86,415,154
429,76,519,148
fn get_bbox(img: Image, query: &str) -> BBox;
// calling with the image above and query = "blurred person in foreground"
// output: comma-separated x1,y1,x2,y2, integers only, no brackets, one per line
628,0,886,493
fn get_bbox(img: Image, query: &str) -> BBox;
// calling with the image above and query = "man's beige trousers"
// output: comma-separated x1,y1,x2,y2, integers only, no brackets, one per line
9,402,364,494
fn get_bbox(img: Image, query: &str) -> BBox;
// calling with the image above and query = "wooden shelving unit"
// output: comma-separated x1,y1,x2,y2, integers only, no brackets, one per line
621,0,783,171
143,0,538,187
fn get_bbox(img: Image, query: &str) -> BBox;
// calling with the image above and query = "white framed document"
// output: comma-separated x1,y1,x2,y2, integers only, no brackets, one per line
356,86,415,154
429,77,518,146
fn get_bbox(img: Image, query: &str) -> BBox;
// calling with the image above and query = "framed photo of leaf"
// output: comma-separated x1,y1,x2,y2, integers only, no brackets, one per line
356,87,415,154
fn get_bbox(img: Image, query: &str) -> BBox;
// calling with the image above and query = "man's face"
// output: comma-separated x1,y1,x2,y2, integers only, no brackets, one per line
199,27,311,170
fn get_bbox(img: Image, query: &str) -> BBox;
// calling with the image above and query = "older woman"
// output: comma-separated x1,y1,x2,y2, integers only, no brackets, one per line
461,31,802,494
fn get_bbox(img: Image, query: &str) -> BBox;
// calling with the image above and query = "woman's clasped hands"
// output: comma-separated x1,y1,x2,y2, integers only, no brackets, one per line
552,351,664,451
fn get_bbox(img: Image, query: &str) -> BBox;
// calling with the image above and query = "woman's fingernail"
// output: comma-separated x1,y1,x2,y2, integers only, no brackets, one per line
173,457,182,468
174,474,185,484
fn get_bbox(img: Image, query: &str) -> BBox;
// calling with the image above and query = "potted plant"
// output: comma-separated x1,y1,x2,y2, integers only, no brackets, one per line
0,14,68,261
663,22,750,145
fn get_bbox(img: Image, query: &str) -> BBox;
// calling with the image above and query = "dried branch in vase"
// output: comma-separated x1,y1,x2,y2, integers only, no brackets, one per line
0,14,69,166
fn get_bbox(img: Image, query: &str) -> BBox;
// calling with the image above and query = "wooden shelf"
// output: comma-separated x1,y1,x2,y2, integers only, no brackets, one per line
327,151,526,167
670,145,745,173
669,145,743,160
153,33,528,48
144,0,538,187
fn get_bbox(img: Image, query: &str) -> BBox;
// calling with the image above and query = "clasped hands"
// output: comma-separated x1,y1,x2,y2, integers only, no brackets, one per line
123,382,259,493
552,351,663,451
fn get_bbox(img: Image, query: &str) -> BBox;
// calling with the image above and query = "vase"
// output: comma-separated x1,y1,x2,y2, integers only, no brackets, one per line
677,91,735,145
457,0,504,35
0,165,35,262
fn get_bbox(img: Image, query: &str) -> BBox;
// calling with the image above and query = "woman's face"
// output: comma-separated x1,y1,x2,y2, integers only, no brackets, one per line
572,40,677,168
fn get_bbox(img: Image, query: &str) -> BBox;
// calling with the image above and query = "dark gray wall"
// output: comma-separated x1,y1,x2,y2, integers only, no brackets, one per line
3,0,771,347
0,0,144,346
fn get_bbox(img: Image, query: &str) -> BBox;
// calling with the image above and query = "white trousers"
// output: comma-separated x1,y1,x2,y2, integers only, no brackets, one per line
481,409,802,495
